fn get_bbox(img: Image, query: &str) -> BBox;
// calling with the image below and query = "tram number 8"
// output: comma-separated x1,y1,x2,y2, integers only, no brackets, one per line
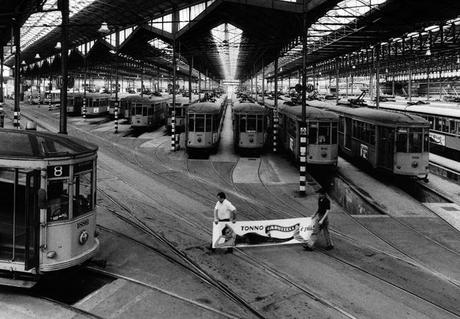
47,165,70,178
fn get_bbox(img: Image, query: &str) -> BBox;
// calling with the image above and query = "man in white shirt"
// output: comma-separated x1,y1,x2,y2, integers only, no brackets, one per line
214,192,236,224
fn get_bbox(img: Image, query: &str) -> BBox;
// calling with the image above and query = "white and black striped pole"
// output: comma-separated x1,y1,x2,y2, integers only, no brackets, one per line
82,51,87,120
13,21,21,129
171,9,178,151
114,29,119,134
300,2,308,195
273,57,278,152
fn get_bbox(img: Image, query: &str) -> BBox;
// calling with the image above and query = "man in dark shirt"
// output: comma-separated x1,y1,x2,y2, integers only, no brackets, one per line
304,188,334,251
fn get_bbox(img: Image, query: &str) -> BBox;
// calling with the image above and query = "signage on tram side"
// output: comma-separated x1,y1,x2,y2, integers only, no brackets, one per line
47,165,70,178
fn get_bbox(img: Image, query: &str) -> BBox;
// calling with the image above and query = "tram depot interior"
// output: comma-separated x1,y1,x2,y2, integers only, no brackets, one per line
1,1,460,319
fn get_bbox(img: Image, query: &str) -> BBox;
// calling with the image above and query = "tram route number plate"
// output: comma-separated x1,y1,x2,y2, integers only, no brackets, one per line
47,165,70,178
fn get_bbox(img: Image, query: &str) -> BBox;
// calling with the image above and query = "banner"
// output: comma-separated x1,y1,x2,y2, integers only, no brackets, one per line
212,217,314,249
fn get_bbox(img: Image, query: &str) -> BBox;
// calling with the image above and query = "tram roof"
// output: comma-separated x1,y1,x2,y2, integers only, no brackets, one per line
318,104,429,125
0,129,98,160
232,102,266,114
278,103,339,121
188,101,223,113
377,102,460,119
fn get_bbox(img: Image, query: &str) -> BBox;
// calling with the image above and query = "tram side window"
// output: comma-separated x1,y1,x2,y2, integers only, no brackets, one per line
318,123,330,144
426,116,434,129
449,120,460,136
309,123,318,144
188,115,195,131
143,106,148,116
409,128,423,153
247,115,257,132
196,115,205,131
47,179,69,222
434,117,442,132
148,106,154,116
73,172,93,217
240,116,247,133
396,129,408,152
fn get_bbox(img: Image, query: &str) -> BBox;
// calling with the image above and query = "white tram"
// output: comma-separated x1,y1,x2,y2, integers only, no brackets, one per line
0,129,99,287
232,101,268,152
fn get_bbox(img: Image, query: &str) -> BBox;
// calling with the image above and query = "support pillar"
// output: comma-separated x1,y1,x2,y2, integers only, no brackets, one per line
273,57,279,153
299,6,307,194
59,0,69,134
13,21,21,129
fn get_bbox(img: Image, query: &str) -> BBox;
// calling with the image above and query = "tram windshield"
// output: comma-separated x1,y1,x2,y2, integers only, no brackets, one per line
247,115,257,132
409,128,423,153
318,123,330,144
195,115,205,131
47,179,69,222
73,171,93,217
309,123,318,144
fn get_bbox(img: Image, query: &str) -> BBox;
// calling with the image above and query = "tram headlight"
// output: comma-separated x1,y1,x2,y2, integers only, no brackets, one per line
79,230,89,245
46,251,57,259
321,152,327,158
197,137,202,143
249,138,254,143
411,161,418,168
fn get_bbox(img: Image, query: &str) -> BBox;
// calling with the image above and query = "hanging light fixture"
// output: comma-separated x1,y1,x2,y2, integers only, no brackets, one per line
456,55,460,64
98,22,110,34
55,41,61,50
35,53,41,59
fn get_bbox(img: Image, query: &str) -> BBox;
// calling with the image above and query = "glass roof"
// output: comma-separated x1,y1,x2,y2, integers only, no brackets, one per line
211,23,242,80
277,0,388,68
20,0,98,51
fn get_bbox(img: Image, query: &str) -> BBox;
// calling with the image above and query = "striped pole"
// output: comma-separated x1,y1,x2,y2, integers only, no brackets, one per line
82,95,87,119
299,124,307,193
114,102,118,134
171,109,176,151
13,111,20,128
300,2,307,195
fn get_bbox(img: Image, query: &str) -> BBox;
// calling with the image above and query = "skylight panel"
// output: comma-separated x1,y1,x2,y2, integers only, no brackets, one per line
20,0,98,51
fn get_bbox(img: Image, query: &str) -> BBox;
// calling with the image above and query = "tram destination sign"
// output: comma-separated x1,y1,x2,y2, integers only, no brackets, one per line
47,165,70,178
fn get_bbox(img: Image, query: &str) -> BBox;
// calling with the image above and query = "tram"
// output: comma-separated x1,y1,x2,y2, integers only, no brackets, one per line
186,95,227,153
0,129,99,287
67,92,84,115
376,101,460,161
109,93,134,119
278,103,339,165
167,95,196,133
85,93,110,116
44,90,61,106
128,95,170,129
314,104,430,178
232,101,268,153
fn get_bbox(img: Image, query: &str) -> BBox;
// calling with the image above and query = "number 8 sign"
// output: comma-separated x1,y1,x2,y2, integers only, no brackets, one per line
47,165,70,178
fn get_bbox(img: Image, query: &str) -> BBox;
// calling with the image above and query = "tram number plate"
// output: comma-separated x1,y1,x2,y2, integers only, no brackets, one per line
47,165,70,178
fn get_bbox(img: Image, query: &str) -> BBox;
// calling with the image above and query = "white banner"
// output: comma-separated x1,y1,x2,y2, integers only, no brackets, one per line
429,132,445,146
212,217,314,249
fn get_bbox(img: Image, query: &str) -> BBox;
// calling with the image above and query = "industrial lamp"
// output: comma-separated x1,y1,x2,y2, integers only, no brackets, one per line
98,22,110,34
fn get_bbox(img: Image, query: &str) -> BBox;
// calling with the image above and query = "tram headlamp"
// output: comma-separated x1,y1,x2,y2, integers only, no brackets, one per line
411,161,418,168
321,152,327,158
249,138,254,143
46,251,57,259
79,230,89,245
197,137,202,143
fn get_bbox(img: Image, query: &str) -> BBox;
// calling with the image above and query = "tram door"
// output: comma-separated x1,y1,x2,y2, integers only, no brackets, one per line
377,126,394,169
0,168,39,269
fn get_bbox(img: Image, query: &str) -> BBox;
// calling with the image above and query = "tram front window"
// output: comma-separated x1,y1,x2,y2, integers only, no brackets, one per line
47,179,69,222
73,172,93,217
396,129,408,152
409,128,423,153
318,123,330,144
247,115,256,132
309,123,318,144
196,115,205,131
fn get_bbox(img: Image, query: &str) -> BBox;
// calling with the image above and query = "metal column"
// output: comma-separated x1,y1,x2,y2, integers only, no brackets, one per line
299,4,308,194
114,30,120,134
13,22,21,129
273,57,278,153
59,0,69,134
